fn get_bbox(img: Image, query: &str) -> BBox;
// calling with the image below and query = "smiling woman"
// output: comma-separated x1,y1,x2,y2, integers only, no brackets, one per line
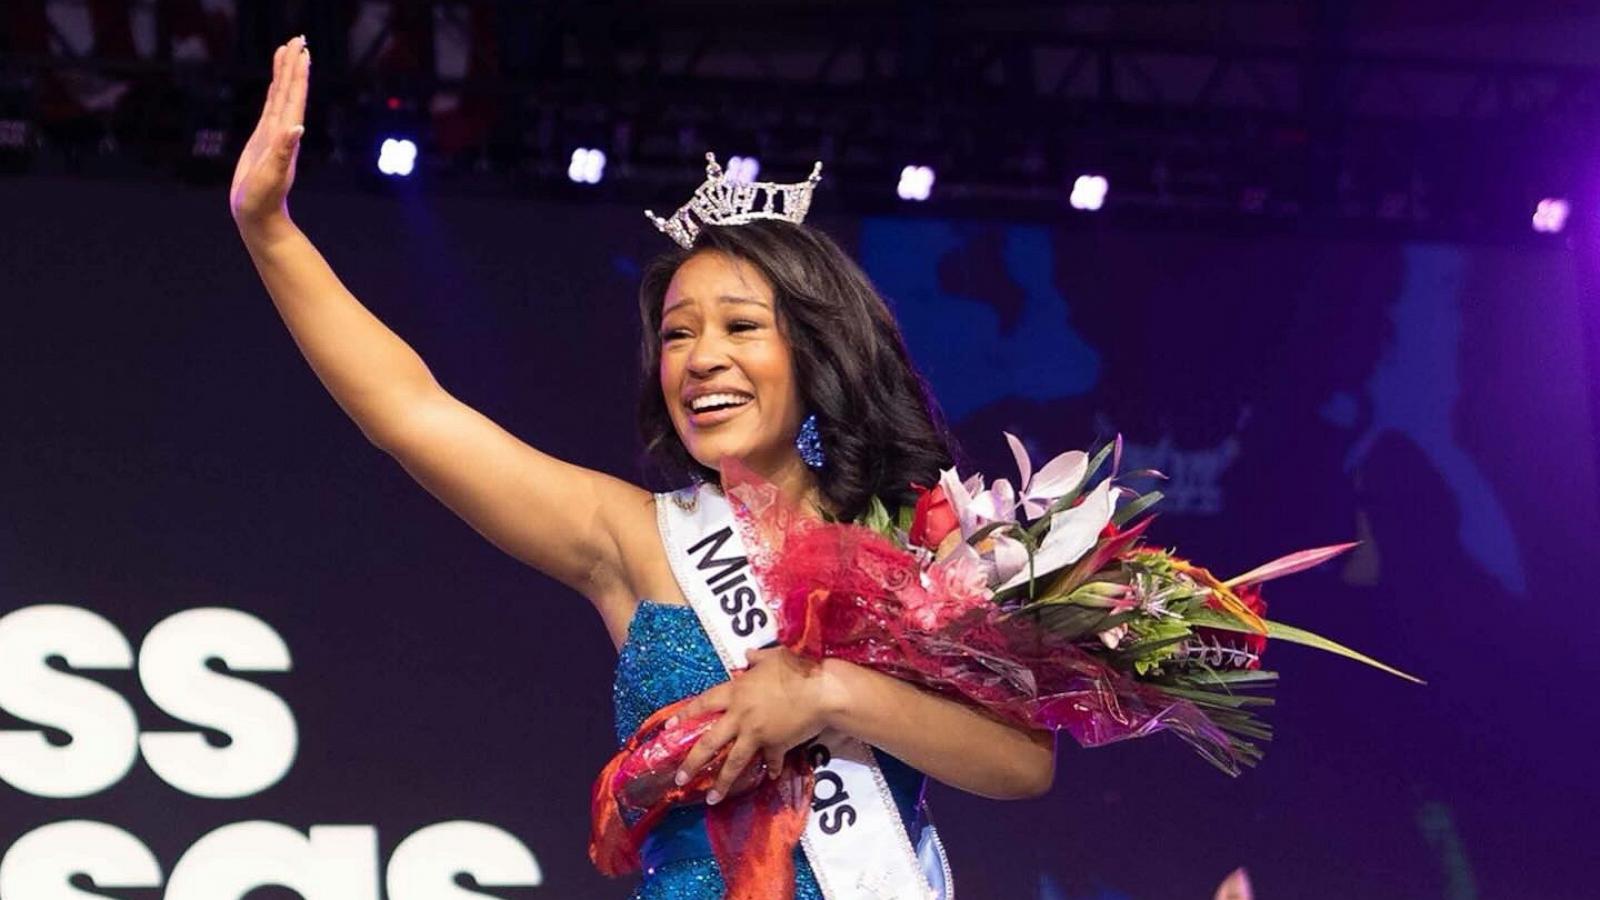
654,252,809,502
637,220,959,524
230,35,1050,900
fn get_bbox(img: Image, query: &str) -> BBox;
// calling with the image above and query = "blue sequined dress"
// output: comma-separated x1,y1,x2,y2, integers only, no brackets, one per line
613,599,931,900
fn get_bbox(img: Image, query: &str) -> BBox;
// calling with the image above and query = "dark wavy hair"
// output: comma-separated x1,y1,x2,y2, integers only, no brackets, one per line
636,220,958,522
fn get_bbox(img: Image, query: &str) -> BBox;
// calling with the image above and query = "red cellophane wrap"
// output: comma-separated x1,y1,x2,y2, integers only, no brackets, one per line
589,694,813,896
589,459,1236,893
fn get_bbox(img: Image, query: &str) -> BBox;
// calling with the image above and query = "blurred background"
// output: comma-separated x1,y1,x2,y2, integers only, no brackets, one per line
2,2,1598,898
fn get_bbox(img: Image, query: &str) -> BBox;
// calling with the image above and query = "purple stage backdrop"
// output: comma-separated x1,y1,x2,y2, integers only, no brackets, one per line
2,174,1598,899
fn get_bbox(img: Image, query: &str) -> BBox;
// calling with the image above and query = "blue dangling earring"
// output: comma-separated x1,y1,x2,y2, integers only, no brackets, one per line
796,413,826,469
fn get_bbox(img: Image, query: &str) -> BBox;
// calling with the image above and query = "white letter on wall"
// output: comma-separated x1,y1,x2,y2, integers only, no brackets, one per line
166,821,377,900
388,821,543,899
137,607,297,798
0,820,162,898
0,605,138,797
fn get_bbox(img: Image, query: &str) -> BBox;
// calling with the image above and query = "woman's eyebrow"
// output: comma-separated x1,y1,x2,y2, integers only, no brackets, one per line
663,294,769,314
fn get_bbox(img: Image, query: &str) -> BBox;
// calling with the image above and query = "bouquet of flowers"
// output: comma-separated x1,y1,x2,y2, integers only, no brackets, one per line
590,433,1419,883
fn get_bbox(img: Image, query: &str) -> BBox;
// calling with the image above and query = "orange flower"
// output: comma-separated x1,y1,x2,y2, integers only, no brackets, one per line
1201,582,1269,668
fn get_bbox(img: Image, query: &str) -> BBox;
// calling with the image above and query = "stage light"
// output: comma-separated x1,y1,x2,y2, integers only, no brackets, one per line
897,165,934,201
191,128,226,159
568,147,606,184
727,155,760,183
1070,174,1108,211
1532,197,1569,233
377,138,417,177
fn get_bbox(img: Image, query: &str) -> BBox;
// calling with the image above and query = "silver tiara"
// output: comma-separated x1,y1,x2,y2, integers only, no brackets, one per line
645,152,824,249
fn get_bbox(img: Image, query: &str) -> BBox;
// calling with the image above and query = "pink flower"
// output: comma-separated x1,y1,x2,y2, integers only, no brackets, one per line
903,546,992,632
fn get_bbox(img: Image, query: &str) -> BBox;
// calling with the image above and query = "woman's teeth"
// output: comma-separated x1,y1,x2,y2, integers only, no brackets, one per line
691,393,753,412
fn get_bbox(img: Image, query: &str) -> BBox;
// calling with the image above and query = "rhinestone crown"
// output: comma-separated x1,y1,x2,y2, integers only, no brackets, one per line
645,152,824,249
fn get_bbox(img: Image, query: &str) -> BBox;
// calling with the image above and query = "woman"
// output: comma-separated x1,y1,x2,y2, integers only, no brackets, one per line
230,36,1055,898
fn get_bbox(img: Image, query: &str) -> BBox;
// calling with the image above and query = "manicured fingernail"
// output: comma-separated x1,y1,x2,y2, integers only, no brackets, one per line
706,790,722,805
673,771,687,786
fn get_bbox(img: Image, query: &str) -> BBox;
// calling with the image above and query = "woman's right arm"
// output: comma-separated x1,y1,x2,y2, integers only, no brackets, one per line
232,37,648,600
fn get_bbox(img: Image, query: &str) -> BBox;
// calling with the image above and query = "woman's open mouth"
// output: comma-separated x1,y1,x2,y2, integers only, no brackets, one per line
687,392,753,426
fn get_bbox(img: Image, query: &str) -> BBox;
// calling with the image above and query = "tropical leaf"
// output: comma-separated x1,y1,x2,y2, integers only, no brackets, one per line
1178,669,1280,686
1012,603,1120,642
1112,491,1163,528
1108,633,1191,665
1222,542,1361,589
1161,685,1276,709
1188,611,1424,684
1088,436,1116,483
860,495,894,536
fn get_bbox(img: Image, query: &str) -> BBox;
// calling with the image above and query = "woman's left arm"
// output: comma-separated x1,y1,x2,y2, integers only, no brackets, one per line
673,647,1056,804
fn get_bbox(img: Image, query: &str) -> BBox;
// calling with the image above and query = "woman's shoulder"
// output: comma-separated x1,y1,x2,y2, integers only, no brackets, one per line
593,474,709,534
594,482,706,615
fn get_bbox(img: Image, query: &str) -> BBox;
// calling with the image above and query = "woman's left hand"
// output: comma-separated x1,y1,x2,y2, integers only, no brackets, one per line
672,647,837,804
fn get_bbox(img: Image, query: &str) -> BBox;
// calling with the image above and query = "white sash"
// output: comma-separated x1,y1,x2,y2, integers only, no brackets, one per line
655,482,952,900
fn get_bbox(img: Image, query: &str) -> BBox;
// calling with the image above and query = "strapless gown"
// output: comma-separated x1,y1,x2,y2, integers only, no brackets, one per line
613,599,930,900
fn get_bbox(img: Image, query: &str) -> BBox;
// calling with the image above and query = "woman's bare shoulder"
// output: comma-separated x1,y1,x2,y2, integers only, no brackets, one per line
590,485,692,647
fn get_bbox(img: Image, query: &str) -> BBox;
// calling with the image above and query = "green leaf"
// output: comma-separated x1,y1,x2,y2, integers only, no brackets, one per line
1112,492,1163,528
1083,438,1115,487
1013,604,1115,642
1108,634,1190,667
1161,686,1276,709
1179,669,1280,686
862,495,892,532
1188,611,1425,684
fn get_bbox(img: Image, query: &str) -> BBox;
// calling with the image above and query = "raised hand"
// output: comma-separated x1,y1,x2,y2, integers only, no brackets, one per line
230,36,310,234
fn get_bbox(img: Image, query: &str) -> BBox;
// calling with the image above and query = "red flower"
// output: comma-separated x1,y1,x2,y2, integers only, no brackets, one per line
908,483,959,550
1202,583,1269,669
